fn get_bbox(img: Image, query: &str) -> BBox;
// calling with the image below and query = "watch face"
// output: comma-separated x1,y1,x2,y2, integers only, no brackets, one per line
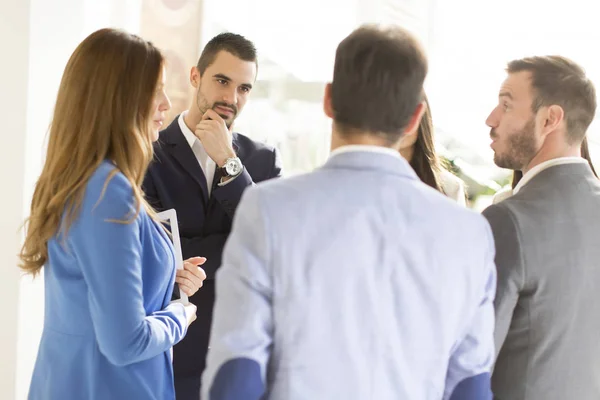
225,158,242,176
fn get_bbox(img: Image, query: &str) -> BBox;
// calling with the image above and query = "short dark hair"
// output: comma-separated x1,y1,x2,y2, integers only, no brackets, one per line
331,25,428,144
196,32,257,75
507,55,596,144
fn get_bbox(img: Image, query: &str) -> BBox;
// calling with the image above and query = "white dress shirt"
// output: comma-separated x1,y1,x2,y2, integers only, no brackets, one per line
329,144,403,160
178,111,216,195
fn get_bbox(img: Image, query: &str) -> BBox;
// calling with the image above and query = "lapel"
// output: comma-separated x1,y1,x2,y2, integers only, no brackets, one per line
231,132,242,158
161,117,210,205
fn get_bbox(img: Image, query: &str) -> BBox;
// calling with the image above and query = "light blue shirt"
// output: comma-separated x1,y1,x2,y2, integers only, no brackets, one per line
202,147,496,400
28,161,188,400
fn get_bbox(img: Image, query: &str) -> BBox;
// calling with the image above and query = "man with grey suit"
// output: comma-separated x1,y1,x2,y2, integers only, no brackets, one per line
202,25,497,400
483,56,600,400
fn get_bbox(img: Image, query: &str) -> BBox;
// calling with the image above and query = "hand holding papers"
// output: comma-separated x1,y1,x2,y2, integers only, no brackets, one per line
156,209,208,310
156,208,188,304
176,257,207,297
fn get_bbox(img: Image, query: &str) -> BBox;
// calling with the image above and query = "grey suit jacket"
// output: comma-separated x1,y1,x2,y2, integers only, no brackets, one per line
483,162,600,400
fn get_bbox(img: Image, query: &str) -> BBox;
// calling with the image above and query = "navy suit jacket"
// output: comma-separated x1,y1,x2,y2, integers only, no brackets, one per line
142,116,282,381
143,117,282,279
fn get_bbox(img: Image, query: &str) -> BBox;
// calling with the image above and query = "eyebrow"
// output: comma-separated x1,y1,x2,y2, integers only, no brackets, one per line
499,91,513,100
213,73,253,90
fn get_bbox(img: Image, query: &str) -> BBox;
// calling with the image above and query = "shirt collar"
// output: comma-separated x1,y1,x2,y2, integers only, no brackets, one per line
513,157,587,194
329,144,402,160
178,111,197,149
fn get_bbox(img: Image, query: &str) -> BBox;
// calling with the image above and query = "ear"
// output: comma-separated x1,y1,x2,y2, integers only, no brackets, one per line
398,124,419,150
403,102,426,136
323,83,334,119
540,104,565,137
190,66,201,88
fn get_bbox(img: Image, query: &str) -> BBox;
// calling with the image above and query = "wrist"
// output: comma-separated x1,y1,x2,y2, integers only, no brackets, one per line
220,175,234,184
219,156,243,179
218,150,237,168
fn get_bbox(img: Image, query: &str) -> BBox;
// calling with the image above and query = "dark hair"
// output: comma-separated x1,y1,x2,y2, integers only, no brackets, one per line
331,25,428,144
196,32,257,75
507,55,596,144
511,136,598,188
410,94,443,192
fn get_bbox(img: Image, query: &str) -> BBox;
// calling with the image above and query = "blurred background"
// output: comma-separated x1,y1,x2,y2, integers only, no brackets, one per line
2,0,599,397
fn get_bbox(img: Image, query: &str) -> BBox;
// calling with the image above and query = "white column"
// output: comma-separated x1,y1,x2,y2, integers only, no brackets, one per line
0,0,30,398
16,0,89,398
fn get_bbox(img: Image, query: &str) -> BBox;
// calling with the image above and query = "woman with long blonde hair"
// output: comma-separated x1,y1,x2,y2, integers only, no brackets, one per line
21,28,204,399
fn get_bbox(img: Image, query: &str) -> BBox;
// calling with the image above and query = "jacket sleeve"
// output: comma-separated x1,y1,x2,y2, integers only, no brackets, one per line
201,187,273,400
482,202,525,358
212,147,283,219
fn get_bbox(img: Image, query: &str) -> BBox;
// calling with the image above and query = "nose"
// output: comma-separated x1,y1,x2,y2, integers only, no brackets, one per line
160,93,171,112
222,86,237,106
486,107,499,129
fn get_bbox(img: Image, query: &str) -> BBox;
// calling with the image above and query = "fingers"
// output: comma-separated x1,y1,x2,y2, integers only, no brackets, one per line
184,303,197,326
184,256,206,266
196,119,218,129
194,120,217,138
194,119,224,142
184,303,197,316
175,271,204,288
177,280,196,297
203,108,225,123
176,274,202,296
176,264,207,297
183,261,207,281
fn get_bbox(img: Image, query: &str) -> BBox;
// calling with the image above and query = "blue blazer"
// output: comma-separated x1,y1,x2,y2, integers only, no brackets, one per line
28,161,188,400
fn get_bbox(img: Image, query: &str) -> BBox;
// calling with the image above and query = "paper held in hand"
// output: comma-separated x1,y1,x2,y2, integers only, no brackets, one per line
156,208,188,305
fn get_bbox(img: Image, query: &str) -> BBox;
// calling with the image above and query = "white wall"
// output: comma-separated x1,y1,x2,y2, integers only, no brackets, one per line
0,1,142,398
0,1,31,399
16,2,88,398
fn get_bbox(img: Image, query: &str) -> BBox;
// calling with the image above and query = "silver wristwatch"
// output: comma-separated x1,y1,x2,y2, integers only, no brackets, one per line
221,157,243,177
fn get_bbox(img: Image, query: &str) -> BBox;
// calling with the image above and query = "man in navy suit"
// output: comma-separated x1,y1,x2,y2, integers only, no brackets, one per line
142,32,282,400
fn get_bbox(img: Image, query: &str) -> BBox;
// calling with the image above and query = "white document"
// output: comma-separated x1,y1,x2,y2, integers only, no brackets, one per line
156,208,188,305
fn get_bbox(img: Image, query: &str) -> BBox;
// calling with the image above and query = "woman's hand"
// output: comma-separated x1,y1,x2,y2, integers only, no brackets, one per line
176,257,207,297
183,303,197,327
